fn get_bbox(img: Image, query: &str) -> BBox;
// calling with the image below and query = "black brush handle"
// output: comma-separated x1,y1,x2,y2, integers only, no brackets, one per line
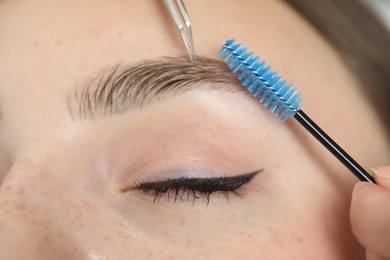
293,110,376,183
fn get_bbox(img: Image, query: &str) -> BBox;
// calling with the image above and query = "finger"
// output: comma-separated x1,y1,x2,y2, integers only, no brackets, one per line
350,182,390,258
366,250,390,260
372,166,390,190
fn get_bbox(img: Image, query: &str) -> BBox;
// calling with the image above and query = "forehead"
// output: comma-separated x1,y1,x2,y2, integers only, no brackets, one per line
0,0,309,64
0,0,377,152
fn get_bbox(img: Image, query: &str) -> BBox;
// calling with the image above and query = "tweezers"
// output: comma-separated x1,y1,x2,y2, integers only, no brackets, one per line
163,0,196,64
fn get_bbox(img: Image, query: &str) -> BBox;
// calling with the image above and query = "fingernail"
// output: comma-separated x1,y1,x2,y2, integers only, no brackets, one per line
371,166,390,179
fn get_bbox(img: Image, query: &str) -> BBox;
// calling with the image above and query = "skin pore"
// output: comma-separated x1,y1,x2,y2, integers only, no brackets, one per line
0,0,389,259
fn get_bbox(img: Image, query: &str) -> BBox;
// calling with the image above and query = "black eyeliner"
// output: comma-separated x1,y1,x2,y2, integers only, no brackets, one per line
127,170,261,205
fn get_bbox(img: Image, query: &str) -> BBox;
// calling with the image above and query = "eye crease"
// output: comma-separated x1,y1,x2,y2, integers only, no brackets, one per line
123,170,261,205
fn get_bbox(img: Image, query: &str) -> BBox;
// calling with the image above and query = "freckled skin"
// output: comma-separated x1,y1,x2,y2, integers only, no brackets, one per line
0,0,389,259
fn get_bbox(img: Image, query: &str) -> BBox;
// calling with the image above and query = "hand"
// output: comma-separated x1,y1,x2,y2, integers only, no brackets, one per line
351,166,390,260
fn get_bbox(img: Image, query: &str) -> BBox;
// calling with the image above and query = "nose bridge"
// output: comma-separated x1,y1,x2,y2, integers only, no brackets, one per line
0,160,67,259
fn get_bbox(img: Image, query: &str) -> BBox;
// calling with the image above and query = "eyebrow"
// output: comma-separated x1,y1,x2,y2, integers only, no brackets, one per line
68,56,245,120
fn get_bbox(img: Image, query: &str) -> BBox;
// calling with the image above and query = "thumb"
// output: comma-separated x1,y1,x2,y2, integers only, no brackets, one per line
350,166,390,258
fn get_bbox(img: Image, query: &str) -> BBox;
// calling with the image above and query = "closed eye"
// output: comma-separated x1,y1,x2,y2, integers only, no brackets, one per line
123,170,261,205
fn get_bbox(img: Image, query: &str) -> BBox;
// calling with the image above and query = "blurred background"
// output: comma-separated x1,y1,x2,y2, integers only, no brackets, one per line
361,0,390,29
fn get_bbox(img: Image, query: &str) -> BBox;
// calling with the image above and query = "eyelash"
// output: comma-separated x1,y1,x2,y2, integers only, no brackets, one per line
133,171,260,205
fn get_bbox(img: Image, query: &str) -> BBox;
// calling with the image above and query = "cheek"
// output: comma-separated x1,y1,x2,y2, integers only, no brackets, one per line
201,202,361,260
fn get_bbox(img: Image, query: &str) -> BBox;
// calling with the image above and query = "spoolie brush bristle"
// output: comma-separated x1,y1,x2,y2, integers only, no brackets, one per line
220,39,303,121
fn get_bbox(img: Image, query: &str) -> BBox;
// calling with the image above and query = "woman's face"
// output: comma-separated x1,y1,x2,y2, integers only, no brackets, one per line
0,0,389,259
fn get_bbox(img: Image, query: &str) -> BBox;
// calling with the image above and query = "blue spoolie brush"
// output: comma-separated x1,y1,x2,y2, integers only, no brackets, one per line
220,39,375,183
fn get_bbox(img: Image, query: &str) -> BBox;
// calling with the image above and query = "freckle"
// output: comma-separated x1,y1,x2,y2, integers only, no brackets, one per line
117,31,123,37
3,184,12,193
178,217,186,225
43,217,51,225
17,187,25,195
143,246,155,258
91,27,103,37
186,238,193,245
15,202,26,211
120,232,130,240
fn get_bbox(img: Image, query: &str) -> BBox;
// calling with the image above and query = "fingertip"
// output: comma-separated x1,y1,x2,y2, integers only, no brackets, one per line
353,181,372,191
371,166,390,190
350,180,390,256
351,181,385,211
352,182,375,202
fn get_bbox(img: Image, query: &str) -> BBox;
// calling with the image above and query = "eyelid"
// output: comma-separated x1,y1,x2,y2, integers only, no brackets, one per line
123,170,261,192
123,170,261,205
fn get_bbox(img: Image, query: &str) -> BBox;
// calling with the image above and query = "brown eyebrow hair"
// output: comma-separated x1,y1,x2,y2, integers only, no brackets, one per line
68,56,244,119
